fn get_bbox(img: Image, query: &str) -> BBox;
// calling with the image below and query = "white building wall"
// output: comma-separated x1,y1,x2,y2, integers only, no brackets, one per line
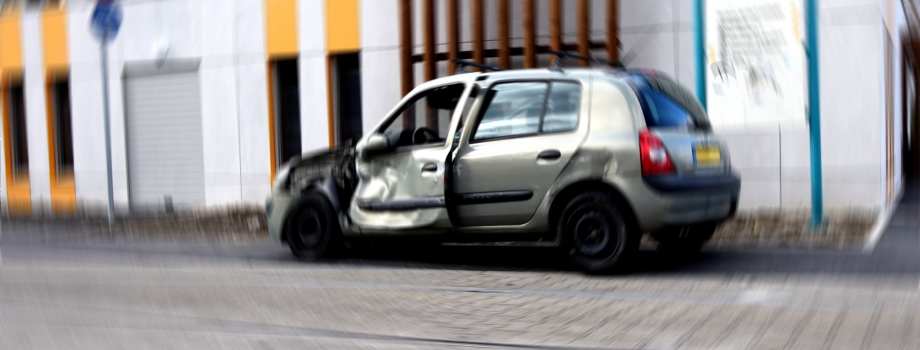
21,12,51,216
361,0,403,130
619,0,690,86
629,0,894,212
69,0,270,212
69,1,121,213
19,0,903,214
818,0,885,210
200,0,243,206
299,0,331,153
237,0,272,204
117,0,200,211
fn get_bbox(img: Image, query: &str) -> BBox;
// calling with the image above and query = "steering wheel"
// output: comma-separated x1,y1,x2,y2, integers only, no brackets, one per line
413,127,439,145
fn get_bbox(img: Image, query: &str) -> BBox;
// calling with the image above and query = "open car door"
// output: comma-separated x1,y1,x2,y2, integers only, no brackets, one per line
348,80,474,233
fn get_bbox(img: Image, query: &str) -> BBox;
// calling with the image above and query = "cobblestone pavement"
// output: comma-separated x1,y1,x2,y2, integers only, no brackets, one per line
1,188,918,349
0,239,917,350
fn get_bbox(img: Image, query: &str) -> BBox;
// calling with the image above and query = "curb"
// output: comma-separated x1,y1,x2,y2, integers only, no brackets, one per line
862,184,904,254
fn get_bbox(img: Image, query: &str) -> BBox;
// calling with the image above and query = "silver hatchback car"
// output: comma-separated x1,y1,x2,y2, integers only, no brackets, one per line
267,61,740,272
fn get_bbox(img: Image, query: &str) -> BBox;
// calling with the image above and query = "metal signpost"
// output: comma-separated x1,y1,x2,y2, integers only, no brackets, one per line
90,0,123,226
806,0,823,230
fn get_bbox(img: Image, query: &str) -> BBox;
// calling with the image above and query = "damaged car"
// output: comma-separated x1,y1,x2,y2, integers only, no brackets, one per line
266,61,740,272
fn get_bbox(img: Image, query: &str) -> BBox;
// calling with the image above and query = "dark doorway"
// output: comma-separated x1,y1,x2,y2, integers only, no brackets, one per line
51,78,74,177
904,66,916,181
333,53,363,145
904,36,920,184
273,59,301,167
7,81,29,177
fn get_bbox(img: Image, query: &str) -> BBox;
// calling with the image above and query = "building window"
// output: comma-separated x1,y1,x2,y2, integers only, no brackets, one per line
0,0,22,14
332,53,363,145
0,0,51,12
272,58,301,168
51,77,73,176
42,0,63,9
7,81,29,177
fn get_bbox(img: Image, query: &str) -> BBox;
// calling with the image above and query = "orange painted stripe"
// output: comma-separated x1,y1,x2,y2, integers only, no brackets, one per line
326,0,360,54
264,0,297,182
0,12,24,70
1,13,31,216
326,56,335,148
265,0,298,58
44,79,56,195
266,63,277,182
42,7,68,70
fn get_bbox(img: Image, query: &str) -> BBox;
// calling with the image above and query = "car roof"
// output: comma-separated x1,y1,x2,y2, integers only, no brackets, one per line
425,67,618,86
464,67,602,81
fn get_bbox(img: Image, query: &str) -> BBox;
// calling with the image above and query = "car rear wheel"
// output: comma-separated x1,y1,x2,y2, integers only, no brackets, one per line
558,191,638,273
287,193,341,260
653,223,717,256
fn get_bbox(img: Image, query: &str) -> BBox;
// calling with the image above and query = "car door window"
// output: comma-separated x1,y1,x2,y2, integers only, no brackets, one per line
472,81,580,142
542,82,581,133
472,82,548,141
380,83,465,148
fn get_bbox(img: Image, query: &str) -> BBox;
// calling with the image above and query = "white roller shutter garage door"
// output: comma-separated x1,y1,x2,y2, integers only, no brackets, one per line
124,71,205,210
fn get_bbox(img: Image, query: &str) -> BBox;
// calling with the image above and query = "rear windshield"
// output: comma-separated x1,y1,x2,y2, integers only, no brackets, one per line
627,73,710,130
638,88,694,128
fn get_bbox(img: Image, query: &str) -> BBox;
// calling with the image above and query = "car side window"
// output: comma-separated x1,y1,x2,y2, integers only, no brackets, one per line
472,81,580,142
542,82,581,133
380,83,465,148
472,82,548,141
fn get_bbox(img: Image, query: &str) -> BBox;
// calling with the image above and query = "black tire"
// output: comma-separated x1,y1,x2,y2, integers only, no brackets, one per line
287,192,341,260
654,223,717,256
558,191,639,273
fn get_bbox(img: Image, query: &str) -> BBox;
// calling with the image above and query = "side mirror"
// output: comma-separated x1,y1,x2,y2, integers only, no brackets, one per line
364,134,390,155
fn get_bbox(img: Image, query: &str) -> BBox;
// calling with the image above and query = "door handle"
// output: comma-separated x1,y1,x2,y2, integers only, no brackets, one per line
421,163,438,172
537,150,561,160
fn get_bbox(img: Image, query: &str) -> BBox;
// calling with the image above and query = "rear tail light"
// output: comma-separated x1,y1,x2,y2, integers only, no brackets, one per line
639,130,675,175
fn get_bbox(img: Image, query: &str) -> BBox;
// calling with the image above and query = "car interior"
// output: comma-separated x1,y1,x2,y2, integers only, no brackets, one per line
380,83,466,149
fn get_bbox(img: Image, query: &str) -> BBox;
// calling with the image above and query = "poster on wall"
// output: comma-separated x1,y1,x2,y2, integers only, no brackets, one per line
705,0,806,129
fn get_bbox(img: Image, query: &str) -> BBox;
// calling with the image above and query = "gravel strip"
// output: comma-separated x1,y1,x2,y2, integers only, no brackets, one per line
3,208,874,251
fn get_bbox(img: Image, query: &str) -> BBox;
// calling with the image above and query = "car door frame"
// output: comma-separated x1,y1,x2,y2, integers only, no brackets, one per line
349,77,476,233
447,77,590,227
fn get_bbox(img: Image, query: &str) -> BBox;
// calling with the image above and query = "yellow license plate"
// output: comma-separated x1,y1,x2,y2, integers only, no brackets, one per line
694,144,721,167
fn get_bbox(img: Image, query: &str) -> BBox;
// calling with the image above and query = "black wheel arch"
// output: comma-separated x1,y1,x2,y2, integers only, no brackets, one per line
548,180,640,239
281,178,344,243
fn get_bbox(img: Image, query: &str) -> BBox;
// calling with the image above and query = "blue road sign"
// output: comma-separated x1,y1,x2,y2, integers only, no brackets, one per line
90,1,123,42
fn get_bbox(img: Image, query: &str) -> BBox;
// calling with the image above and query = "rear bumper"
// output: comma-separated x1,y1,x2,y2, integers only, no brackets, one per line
643,172,741,193
657,190,738,226
626,172,740,232
648,172,739,226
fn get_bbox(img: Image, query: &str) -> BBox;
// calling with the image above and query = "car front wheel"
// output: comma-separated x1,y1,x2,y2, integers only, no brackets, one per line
558,191,638,273
287,192,341,260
